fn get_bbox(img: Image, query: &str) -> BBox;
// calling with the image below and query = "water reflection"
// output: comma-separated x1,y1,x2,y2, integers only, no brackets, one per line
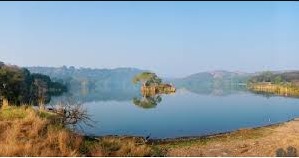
48,80,299,138
131,85,178,109
177,84,248,96
50,88,140,104
50,80,299,106
132,95,162,109
250,90,299,99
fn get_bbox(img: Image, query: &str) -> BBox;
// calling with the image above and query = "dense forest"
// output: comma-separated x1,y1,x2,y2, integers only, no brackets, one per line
0,61,67,106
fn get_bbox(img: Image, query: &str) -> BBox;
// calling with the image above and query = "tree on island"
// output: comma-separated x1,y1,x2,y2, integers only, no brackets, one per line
132,71,176,95
132,72,162,86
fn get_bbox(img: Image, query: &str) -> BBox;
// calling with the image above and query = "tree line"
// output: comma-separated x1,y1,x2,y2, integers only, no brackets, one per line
0,61,67,106
249,71,299,85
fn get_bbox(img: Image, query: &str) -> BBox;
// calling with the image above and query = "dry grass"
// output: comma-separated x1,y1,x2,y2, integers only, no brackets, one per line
0,105,161,157
0,106,83,156
6,104,297,157
3,103,299,157
248,83,299,97
97,136,153,157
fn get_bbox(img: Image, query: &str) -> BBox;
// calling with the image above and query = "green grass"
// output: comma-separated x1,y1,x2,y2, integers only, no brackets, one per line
0,106,27,120
37,110,55,119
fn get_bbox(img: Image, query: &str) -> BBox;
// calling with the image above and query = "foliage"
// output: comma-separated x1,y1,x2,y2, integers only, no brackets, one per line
274,76,282,84
132,71,162,86
249,71,299,86
0,62,67,106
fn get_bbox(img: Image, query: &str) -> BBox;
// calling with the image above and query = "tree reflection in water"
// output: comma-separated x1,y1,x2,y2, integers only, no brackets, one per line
132,94,162,109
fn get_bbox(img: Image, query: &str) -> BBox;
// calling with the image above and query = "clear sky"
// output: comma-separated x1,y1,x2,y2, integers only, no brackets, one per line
0,2,299,77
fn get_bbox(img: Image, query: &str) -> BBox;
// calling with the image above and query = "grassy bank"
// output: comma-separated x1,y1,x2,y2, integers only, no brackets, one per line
0,105,164,157
248,82,299,97
0,106,82,156
2,105,299,157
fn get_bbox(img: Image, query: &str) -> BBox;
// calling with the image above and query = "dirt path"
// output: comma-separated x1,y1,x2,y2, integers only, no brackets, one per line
159,119,299,156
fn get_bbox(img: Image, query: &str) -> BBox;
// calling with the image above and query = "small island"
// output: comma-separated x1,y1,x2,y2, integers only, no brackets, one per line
132,72,176,95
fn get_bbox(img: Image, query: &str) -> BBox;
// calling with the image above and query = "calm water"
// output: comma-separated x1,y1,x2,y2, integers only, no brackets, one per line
52,88,299,139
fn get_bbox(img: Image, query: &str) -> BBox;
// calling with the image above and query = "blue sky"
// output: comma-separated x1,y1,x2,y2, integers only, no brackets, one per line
0,2,299,77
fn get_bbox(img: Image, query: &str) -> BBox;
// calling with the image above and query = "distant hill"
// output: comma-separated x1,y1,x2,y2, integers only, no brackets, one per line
169,71,253,95
172,70,252,86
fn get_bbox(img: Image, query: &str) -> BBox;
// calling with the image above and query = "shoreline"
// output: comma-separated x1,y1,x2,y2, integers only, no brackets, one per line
87,117,299,156
151,118,294,143
159,117,299,156
2,105,299,156
85,118,295,142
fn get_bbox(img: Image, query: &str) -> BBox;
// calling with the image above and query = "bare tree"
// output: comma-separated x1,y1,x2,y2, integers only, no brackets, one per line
50,99,94,130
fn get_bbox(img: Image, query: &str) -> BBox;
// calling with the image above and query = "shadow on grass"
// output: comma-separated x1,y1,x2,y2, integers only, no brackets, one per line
276,146,297,157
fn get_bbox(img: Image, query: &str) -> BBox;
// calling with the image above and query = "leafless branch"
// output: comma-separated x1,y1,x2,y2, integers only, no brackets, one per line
49,100,95,130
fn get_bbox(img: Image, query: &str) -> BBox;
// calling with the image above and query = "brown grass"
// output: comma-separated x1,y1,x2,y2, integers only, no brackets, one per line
0,106,82,156
248,83,299,97
5,104,297,157
97,136,153,157
0,105,160,157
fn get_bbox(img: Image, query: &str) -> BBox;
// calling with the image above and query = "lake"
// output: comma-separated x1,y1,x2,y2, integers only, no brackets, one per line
50,86,299,139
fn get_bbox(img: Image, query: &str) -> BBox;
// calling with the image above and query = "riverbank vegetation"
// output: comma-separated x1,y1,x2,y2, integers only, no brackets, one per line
0,105,82,156
248,83,299,97
0,61,67,106
248,71,299,97
0,104,165,156
3,103,299,157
